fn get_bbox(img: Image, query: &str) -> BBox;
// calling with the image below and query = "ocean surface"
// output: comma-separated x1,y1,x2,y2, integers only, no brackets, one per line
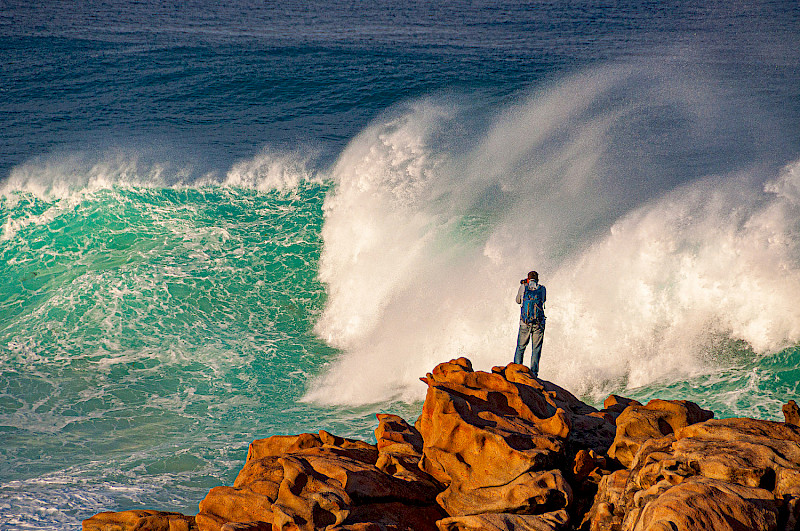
2,0,800,528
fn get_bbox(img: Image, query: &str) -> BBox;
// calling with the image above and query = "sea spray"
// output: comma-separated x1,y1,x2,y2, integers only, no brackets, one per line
306,62,799,406
549,163,800,396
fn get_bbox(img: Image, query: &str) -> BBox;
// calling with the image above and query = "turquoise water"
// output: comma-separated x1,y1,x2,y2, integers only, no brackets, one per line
0,179,421,525
627,346,800,421
2,0,800,528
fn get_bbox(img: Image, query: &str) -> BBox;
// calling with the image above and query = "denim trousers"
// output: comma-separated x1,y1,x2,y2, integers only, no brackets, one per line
514,319,545,377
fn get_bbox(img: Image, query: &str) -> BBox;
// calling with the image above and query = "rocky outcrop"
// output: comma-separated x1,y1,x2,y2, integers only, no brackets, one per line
413,358,625,524
437,509,570,531
581,415,800,531
83,509,196,531
785,400,800,427
606,398,714,468
84,358,800,531
195,427,443,531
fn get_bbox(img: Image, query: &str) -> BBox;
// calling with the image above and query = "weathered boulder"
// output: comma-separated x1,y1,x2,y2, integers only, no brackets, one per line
197,427,442,531
246,430,377,463
784,400,800,427
375,413,424,453
582,416,800,531
329,502,445,530
500,363,620,454
415,358,572,517
603,395,642,416
373,413,442,502
675,417,800,496
196,486,275,531
436,509,570,531
219,522,270,531
627,476,779,531
414,358,620,519
82,358,800,531
83,509,196,531
607,399,714,468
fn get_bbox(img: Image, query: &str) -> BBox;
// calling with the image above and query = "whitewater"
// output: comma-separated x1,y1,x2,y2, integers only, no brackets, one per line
308,63,800,410
3,0,800,528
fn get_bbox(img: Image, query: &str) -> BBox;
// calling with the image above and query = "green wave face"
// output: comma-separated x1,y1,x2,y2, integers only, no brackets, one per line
0,183,411,515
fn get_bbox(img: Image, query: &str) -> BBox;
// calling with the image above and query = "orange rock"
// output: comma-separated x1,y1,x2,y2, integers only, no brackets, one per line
437,469,572,517
246,432,322,462
374,414,424,453
331,502,444,531
631,477,779,531
373,413,443,505
497,364,618,453
87,359,800,531
607,399,713,468
784,400,800,426
417,371,566,475
436,509,569,531
572,449,597,481
233,456,283,499
197,486,274,531
499,364,602,419
674,417,800,496
583,414,800,531
579,468,631,531
270,454,352,530
603,395,642,416
246,431,376,463
197,427,442,531
291,446,436,504
195,512,229,531
431,356,474,380
83,509,196,531
678,416,800,444
416,359,579,517
318,430,380,454
219,522,271,531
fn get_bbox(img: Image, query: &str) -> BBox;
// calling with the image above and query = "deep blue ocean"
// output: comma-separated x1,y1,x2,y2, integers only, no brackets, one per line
2,1,800,528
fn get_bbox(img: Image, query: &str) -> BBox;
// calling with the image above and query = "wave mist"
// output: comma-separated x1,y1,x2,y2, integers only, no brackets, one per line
306,61,800,405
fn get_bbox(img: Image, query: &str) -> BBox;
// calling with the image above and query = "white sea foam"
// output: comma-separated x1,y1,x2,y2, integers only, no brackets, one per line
222,150,322,191
1,147,319,202
0,148,320,245
0,150,192,200
306,62,800,405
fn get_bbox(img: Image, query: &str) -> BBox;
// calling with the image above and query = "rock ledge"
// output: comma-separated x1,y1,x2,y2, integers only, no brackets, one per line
83,359,800,531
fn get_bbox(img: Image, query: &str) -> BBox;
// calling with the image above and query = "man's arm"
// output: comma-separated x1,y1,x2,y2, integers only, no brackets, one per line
516,284,525,305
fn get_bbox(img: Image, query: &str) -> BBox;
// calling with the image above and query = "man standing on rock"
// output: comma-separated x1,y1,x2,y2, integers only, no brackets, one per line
514,270,546,377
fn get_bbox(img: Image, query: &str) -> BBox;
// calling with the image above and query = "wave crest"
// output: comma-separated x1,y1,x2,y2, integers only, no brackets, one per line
306,62,799,405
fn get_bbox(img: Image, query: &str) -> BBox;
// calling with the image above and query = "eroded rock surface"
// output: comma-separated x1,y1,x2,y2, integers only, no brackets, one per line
83,509,196,531
437,509,570,531
607,399,714,468
196,425,443,531
83,359,800,531
414,358,622,521
582,416,800,531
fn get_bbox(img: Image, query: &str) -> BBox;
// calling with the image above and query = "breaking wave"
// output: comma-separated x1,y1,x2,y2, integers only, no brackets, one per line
306,62,800,405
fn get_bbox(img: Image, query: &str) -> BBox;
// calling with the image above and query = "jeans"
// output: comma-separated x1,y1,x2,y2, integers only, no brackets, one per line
514,319,545,377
